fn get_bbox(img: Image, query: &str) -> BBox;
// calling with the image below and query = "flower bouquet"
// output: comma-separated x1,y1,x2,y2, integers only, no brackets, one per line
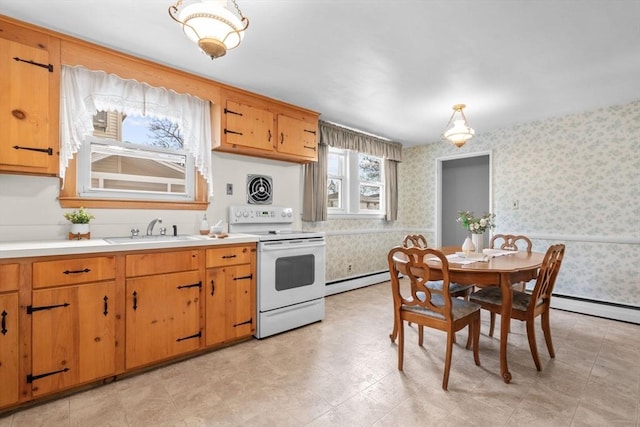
456,211,495,234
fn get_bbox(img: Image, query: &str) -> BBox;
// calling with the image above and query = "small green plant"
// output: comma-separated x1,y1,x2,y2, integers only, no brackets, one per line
64,207,95,224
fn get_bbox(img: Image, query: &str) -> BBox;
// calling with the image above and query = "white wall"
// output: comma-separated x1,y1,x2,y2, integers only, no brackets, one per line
0,151,303,242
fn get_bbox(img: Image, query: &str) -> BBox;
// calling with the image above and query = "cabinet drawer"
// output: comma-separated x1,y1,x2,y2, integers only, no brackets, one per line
206,245,254,268
0,263,20,292
33,257,115,288
126,250,200,277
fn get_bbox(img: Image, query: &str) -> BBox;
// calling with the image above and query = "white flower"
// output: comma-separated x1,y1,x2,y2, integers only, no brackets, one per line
480,218,487,227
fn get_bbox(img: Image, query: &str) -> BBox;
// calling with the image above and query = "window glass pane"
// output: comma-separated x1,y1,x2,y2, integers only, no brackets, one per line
84,111,192,199
360,185,381,211
327,178,342,208
327,152,343,176
89,143,187,195
121,115,184,149
359,154,381,182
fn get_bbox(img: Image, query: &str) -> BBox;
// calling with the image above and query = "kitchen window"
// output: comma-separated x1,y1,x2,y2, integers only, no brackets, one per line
77,113,194,201
58,65,212,209
328,147,385,217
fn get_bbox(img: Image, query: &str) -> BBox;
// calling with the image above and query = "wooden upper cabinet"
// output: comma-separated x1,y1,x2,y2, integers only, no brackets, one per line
0,21,59,176
276,114,318,161
215,89,319,163
223,100,274,152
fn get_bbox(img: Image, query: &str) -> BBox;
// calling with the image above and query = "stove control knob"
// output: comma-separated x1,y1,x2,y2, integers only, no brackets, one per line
235,210,242,217
242,210,249,218
287,211,292,217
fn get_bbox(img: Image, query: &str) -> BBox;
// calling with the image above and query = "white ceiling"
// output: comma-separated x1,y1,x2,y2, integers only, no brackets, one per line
3,1,639,147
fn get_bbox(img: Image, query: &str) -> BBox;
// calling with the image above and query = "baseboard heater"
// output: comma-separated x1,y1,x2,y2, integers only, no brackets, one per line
326,271,389,296
550,293,639,325
326,271,640,325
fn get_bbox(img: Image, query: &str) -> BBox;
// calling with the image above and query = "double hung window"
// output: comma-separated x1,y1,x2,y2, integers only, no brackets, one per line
328,147,385,216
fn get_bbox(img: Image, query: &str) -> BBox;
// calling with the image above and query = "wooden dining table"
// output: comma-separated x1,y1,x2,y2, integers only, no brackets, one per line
425,247,545,383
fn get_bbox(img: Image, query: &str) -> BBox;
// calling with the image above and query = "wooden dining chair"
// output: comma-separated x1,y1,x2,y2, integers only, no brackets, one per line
469,243,565,371
388,246,481,390
389,234,474,343
485,234,534,336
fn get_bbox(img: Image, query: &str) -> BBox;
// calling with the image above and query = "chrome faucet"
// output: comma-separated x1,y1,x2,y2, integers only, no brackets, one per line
146,218,162,236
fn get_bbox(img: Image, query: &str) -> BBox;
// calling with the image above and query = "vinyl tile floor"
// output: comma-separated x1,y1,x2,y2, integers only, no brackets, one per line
1,282,638,426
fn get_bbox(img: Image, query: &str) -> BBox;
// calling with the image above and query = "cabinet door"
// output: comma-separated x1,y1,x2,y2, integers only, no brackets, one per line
0,293,19,408
276,114,318,161
30,282,116,397
125,270,201,369
0,38,56,173
205,264,254,346
224,100,274,152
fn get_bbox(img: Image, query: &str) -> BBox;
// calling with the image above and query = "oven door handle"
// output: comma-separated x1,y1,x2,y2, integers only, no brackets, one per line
260,241,325,251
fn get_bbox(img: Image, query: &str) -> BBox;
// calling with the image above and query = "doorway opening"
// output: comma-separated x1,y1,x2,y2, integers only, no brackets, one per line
436,151,492,247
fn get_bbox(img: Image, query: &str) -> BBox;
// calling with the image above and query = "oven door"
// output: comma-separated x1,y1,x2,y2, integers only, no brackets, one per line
258,237,326,312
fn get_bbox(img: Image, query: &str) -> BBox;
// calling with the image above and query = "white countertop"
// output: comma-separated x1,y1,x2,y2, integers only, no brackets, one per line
0,234,260,259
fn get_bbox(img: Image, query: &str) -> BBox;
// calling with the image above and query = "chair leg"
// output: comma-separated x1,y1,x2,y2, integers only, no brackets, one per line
418,325,424,347
489,312,496,337
541,310,555,358
526,319,542,371
398,320,405,371
389,311,398,343
472,318,480,366
442,331,454,390
465,323,472,350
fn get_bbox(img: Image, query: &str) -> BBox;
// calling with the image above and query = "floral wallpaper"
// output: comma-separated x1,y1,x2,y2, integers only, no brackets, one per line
306,100,639,308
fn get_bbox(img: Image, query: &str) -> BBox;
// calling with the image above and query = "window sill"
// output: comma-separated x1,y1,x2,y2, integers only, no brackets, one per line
59,197,208,210
328,213,386,220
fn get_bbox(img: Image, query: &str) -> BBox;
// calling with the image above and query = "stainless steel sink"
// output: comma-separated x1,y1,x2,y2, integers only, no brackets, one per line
104,234,204,244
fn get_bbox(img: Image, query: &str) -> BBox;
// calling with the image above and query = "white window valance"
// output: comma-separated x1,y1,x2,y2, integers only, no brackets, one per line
60,65,213,194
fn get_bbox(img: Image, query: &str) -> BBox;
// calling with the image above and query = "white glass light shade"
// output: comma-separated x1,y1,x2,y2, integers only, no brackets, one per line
178,0,246,57
443,119,475,147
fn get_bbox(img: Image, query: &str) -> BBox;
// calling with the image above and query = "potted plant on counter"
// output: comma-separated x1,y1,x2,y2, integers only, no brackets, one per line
64,207,94,239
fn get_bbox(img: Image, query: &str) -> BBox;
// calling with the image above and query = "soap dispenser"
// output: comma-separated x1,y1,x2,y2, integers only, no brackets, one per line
199,214,209,235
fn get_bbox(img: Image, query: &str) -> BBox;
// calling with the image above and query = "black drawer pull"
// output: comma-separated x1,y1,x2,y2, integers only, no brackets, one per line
224,128,243,136
63,268,91,275
303,145,317,151
233,274,253,281
132,291,138,311
221,254,237,259
103,296,109,316
211,280,215,296
304,129,317,135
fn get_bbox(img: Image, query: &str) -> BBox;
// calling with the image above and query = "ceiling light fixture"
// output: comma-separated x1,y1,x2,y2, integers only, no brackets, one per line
169,0,249,60
441,104,475,148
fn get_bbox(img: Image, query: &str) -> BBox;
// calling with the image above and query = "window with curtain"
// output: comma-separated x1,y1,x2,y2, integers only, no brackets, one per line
303,120,402,222
327,147,385,216
59,65,212,204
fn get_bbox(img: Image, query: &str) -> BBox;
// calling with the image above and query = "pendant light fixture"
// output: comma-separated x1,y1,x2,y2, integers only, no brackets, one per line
169,0,249,60
441,104,475,148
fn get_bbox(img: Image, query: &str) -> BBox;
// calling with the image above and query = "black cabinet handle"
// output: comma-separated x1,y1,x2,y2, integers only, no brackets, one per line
221,254,237,259
132,291,138,311
1,310,7,335
233,274,253,281
177,281,202,290
268,129,272,142
211,280,215,296
103,296,109,316
63,268,91,275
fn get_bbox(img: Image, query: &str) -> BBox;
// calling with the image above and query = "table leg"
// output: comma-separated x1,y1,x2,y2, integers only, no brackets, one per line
499,272,513,383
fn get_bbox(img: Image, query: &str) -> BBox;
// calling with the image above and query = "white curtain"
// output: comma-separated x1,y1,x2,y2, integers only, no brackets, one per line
59,65,213,194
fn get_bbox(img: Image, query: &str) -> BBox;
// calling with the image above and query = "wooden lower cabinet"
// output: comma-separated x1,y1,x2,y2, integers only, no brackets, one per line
205,264,255,346
30,282,116,397
125,270,201,369
0,293,19,408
